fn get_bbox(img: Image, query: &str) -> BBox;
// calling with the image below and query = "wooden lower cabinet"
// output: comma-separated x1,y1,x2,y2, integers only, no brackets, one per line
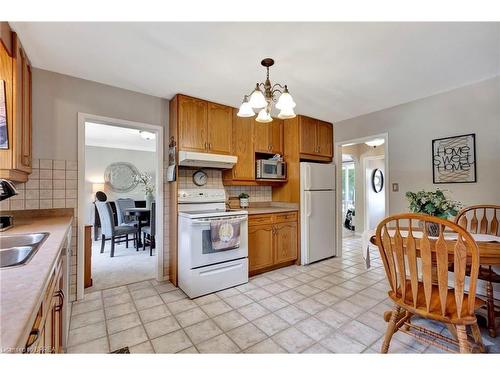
248,211,298,275
274,221,298,264
25,256,64,354
248,224,274,272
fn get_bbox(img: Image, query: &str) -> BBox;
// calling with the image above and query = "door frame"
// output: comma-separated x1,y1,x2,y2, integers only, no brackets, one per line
334,133,389,257
362,154,386,233
77,113,164,301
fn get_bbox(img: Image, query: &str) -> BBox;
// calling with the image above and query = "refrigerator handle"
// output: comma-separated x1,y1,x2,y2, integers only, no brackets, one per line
305,191,312,217
305,164,311,190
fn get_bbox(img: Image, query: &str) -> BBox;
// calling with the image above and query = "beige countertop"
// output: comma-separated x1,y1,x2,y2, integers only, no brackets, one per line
0,216,72,352
242,207,299,215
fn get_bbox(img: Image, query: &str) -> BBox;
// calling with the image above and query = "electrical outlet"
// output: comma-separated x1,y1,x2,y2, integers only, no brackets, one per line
392,183,399,192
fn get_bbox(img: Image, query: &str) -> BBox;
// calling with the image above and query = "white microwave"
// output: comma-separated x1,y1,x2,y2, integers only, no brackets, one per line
256,160,286,180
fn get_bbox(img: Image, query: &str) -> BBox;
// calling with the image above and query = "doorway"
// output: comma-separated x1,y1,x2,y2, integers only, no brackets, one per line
334,134,389,257
77,113,164,300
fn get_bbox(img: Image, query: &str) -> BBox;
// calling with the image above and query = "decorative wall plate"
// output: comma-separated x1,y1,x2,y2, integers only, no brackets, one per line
104,162,139,193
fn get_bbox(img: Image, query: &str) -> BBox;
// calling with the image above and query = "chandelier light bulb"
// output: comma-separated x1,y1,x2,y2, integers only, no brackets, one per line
139,130,155,140
275,88,296,111
277,107,296,119
237,96,256,117
248,85,267,109
256,108,273,123
364,139,385,148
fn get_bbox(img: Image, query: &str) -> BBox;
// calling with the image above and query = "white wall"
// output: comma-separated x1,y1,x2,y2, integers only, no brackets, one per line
84,145,156,224
32,68,169,160
335,77,500,214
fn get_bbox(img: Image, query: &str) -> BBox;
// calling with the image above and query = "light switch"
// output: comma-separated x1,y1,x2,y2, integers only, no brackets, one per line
392,183,399,192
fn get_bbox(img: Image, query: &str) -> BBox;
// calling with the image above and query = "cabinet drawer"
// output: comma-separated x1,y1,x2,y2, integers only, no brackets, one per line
248,214,273,226
274,211,298,223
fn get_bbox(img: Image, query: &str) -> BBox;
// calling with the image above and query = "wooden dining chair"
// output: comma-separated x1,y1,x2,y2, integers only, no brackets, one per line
375,213,485,353
455,204,499,337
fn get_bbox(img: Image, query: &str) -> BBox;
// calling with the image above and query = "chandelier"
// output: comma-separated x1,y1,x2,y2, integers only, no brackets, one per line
237,58,296,123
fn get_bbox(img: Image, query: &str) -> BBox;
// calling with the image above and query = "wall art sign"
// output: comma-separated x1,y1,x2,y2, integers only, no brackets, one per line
0,80,8,150
432,133,476,184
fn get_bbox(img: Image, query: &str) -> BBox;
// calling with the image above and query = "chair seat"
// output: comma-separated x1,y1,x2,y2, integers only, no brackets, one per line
114,225,137,236
122,220,139,227
142,226,152,235
389,280,486,324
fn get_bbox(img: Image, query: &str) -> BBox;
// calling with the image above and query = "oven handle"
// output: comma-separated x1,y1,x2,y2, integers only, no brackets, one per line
190,217,248,225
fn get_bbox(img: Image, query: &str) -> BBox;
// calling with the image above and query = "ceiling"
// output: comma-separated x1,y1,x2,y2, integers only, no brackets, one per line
85,122,156,152
11,22,500,122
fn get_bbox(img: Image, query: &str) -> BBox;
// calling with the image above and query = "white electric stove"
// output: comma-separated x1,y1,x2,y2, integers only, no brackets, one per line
177,189,249,298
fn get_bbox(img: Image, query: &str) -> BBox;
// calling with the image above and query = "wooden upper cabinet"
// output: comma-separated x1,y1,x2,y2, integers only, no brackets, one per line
316,120,333,158
270,119,283,154
254,119,283,154
299,116,317,155
248,224,274,273
274,221,298,264
298,115,333,161
178,95,207,152
227,111,254,181
177,95,233,155
254,121,271,153
0,30,32,182
207,102,232,154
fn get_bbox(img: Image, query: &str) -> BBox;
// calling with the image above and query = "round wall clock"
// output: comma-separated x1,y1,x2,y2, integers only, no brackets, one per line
371,168,384,193
193,170,208,186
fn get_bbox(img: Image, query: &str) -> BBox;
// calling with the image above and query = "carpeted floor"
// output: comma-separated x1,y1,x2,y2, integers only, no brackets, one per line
85,238,156,292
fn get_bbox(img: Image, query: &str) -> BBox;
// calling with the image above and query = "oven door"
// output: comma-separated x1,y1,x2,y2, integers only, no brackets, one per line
184,216,248,268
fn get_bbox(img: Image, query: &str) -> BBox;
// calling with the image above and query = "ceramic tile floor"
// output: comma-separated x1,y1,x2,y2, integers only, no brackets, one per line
68,236,500,353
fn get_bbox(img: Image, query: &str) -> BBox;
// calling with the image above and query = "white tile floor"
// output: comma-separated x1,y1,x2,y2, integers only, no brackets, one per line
68,236,500,353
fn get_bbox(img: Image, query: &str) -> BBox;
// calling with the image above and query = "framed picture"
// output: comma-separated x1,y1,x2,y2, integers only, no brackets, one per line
0,80,8,150
432,133,476,184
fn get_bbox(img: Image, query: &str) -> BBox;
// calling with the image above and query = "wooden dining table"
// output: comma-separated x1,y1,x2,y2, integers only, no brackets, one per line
125,207,150,248
368,231,500,266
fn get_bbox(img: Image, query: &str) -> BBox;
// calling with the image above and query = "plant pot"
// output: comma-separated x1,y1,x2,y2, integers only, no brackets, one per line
239,198,249,208
419,220,440,237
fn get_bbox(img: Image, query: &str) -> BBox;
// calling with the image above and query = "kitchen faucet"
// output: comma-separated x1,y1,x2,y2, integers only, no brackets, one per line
0,179,18,231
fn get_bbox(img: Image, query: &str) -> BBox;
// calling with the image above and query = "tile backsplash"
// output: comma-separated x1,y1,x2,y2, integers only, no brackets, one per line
177,167,272,202
1,158,78,211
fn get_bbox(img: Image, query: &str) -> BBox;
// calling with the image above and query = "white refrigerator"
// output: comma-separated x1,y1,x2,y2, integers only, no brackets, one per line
300,162,336,265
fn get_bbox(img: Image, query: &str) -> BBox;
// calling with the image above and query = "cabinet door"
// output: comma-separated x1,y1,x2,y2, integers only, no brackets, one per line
231,112,255,181
270,119,283,154
178,95,207,152
274,222,298,264
248,224,274,272
299,116,317,155
12,35,32,173
253,121,271,153
207,102,232,154
316,121,333,158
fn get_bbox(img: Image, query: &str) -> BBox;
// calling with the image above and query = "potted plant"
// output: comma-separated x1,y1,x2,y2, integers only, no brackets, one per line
238,192,249,208
405,189,461,236
134,172,155,209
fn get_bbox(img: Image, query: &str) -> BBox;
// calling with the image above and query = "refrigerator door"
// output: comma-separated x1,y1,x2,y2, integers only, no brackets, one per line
301,190,336,264
300,162,335,191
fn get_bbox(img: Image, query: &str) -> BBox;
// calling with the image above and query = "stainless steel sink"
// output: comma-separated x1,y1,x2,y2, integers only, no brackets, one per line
0,233,49,268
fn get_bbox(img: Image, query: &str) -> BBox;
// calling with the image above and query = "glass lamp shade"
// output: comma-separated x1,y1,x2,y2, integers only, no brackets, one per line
275,91,296,110
256,108,273,123
248,88,267,109
364,139,385,147
237,101,255,117
277,107,296,119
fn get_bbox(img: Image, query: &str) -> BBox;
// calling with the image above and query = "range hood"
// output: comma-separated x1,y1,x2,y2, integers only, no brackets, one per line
178,151,237,169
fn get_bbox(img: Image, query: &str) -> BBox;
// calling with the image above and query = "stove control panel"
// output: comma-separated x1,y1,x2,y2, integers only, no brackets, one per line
178,189,226,203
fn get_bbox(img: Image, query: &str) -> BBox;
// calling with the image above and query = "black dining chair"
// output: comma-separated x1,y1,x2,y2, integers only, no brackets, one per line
96,201,138,257
141,202,156,256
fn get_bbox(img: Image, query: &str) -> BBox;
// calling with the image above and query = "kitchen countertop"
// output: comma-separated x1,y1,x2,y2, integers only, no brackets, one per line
243,207,299,215
0,216,72,352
